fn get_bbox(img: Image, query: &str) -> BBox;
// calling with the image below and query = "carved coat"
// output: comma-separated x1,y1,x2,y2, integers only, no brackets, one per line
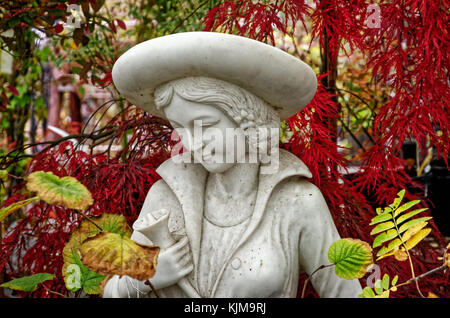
109,149,362,298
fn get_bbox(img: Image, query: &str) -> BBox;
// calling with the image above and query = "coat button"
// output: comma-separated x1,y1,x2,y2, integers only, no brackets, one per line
231,257,241,270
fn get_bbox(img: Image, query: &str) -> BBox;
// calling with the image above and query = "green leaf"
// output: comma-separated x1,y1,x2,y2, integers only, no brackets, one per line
374,279,383,295
327,238,373,280
394,200,421,217
398,217,432,234
391,275,399,287
370,213,393,225
0,196,40,223
0,273,55,292
26,171,93,210
370,221,395,235
362,286,376,298
372,229,398,248
382,274,390,290
391,190,405,209
377,238,402,257
396,208,428,225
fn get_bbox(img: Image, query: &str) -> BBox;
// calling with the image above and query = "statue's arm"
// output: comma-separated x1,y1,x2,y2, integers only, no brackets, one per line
295,179,363,298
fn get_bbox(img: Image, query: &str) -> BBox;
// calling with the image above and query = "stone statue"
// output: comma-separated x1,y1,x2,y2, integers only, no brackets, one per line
103,32,362,298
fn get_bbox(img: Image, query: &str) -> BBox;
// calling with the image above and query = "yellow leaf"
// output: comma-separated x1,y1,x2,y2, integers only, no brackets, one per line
79,231,160,281
401,221,428,242
394,249,408,261
404,228,432,250
427,292,439,298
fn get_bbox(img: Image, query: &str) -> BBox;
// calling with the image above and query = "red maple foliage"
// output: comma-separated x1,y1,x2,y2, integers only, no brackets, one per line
204,0,449,297
1,0,448,298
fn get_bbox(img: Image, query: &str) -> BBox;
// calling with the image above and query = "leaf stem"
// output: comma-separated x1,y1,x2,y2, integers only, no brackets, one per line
76,210,103,232
301,264,334,298
145,279,160,298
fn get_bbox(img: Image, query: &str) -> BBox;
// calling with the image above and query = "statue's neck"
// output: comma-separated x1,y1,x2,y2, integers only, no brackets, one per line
208,162,260,197
204,162,260,227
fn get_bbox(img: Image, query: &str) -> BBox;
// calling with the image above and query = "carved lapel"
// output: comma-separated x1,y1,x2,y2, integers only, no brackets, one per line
210,149,312,296
156,157,208,286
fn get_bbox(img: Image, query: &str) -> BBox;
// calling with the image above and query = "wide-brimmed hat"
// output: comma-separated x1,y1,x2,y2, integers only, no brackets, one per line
112,32,317,120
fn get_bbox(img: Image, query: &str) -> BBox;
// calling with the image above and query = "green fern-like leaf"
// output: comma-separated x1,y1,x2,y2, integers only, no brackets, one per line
370,190,432,261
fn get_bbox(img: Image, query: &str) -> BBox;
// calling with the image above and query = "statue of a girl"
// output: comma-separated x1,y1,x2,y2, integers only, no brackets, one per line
103,32,362,298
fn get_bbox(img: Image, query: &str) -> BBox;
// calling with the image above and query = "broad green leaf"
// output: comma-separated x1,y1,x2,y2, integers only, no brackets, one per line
0,273,55,292
0,196,39,222
394,200,421,217
374,279,383,295
328,238,373,280
398,217,432,234
404,228,432,250
370,221,395,235
26,171,93,210
391,275,399,286
63,214,131,294
79,231,160,281
373,229,398,248
370,213,393,225
382,274,390,290
397,208,428,225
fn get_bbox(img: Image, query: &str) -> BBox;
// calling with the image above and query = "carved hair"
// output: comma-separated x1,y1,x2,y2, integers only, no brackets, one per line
154,76,280,129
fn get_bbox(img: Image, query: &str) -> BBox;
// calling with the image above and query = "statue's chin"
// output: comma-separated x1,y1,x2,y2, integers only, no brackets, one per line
200,161,235,174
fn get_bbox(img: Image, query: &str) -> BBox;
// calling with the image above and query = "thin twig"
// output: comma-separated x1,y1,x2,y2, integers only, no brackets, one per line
145,279,160,298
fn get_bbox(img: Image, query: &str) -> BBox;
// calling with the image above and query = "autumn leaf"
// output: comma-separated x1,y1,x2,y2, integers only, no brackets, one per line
79,231,159,281
26,171,93,210
0,196,39,223
63,214,131,294
7,85,19,96
328,238,373,280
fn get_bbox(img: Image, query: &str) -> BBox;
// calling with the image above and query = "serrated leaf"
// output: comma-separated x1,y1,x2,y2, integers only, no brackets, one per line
26,171,93,210
394,200,421,217
79,231,160,281
362,286,376,298
370,221,395,235
404,228,432,250
397,208,428,225
373,229,398,248
370,213,393,225
376,238,402,258
0,196,39,222
382,274,390,290
398,217,432,234
0,273,55,292
328,238,373,280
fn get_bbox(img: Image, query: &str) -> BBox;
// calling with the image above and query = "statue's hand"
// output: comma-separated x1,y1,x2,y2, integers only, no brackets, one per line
150,236,193,289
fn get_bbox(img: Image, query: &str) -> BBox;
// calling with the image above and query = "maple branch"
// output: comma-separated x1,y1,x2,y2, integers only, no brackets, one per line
170,0,210,34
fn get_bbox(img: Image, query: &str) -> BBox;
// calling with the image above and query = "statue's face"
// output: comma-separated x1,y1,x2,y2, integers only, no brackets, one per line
163,93,246,173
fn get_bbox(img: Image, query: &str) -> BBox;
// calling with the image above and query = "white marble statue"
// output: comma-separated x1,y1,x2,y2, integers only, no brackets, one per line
103,32,362,298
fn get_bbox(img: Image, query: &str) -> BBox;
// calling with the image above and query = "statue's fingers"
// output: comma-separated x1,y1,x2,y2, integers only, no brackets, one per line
177,252,193,268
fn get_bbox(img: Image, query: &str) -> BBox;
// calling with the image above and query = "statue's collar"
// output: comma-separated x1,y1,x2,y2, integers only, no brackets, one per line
156,148,312,187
